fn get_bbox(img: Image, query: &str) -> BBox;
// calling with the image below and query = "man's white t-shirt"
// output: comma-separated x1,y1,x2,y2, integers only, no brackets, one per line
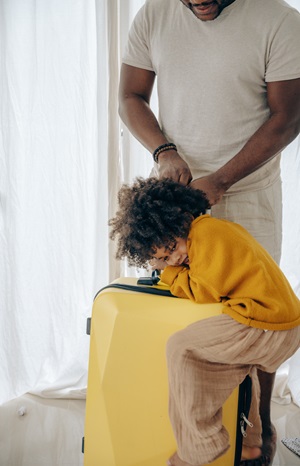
123,0,300,193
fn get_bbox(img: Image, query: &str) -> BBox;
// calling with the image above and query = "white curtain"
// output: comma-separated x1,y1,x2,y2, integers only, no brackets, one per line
0,0,104,404
0,0,299,407
274,136,300,406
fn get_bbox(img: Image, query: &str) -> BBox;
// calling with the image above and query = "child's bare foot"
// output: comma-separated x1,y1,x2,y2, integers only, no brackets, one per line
167,441,274,466
240,446,271,465
241,445,262,460
240,423,276,465
167,452,197,466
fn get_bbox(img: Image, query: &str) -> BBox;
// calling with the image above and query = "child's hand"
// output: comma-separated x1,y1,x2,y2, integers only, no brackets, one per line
149,258,167,270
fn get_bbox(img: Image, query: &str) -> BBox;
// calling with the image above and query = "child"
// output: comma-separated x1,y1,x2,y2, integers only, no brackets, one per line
109,177,300,466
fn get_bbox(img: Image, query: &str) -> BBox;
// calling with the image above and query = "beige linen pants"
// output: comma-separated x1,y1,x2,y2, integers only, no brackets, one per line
211,178,282,264
166,314,300,465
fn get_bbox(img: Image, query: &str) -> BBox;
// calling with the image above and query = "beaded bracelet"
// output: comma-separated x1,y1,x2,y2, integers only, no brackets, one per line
152,142,177,163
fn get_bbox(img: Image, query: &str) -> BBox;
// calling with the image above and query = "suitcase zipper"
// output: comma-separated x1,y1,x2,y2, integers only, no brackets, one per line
234,375,252,466
240,412,253,437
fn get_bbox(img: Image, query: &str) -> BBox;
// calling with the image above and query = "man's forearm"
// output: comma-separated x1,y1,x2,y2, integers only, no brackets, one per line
119,95,168,153
119,92,193,185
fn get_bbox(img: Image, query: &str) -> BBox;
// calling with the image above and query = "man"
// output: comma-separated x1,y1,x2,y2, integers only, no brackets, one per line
118,1,300,465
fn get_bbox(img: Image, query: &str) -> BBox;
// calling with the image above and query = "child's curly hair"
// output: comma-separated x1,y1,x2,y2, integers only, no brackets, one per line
109,177,209,267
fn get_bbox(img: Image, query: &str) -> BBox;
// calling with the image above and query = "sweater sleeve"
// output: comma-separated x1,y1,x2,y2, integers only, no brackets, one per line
161,217,257,304
161,266,197,300
162,216,300,330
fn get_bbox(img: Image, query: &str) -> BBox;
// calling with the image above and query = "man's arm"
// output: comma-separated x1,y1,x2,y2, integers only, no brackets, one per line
191,78,300,205
118,63,192,184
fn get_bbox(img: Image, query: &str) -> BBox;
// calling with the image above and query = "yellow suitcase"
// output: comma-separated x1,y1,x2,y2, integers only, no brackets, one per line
83,277,251,466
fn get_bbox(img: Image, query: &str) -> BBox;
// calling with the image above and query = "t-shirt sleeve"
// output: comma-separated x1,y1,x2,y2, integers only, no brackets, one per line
265,9,300,82
122,5,155,72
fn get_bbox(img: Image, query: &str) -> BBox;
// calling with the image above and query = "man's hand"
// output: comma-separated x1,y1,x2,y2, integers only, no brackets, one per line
189,174,227,206
158,150,193,185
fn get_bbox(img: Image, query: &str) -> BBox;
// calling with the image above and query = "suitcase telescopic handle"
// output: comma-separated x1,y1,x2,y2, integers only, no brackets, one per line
137,269,160,286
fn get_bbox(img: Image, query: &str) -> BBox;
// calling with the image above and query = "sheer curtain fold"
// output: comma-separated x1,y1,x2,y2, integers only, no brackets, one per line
0,0,299,406
275,136,300,407
97,0,123,281
0,0,106,404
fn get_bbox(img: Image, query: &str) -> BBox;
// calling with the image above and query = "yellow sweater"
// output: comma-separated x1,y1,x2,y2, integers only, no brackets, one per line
161,215,300,331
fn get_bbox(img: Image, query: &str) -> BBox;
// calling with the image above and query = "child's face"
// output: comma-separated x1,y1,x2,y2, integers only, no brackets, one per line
152,237,189,267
